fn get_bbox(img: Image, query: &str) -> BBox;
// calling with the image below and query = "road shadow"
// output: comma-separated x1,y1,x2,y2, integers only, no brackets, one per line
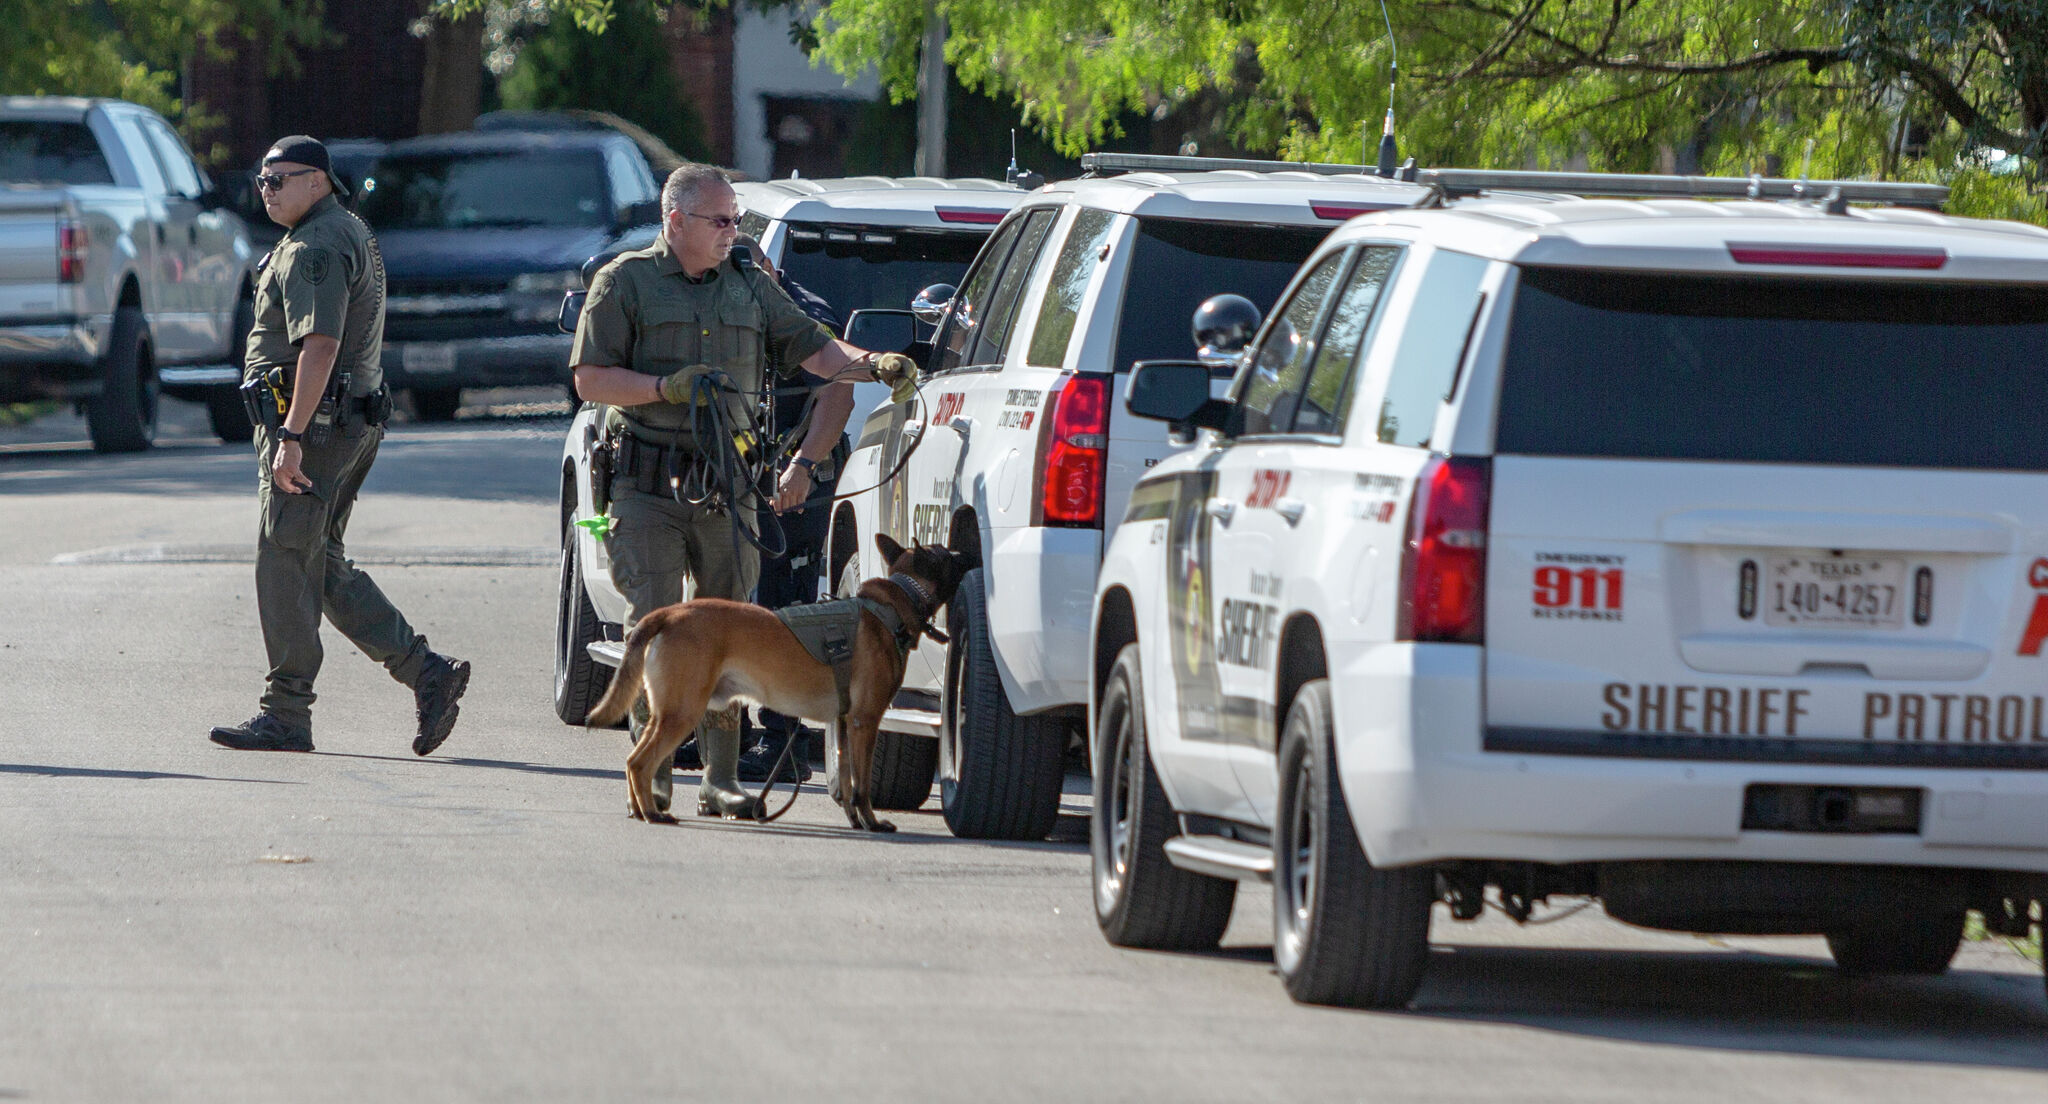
1399,942,2048,1070
0,762,300,785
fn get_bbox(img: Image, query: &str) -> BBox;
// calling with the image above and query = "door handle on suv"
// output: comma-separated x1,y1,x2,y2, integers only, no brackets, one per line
1275,498,1307,526
1206,500,1236,525
901,421,924,441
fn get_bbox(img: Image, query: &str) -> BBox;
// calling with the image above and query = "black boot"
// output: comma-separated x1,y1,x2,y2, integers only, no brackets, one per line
412,652,471,756
738,729,812,783
210,713,313,752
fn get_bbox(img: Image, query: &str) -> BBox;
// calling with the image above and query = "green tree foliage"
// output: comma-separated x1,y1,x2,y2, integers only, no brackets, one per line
495,0,712,160
439,0,2047,221
0,1,327,141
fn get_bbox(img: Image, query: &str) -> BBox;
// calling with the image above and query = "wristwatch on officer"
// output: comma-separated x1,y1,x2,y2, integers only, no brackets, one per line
792,455,817,475
278,426,304,444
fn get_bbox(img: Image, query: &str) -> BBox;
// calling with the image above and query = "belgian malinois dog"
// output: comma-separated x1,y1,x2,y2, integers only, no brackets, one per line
585,535,970,832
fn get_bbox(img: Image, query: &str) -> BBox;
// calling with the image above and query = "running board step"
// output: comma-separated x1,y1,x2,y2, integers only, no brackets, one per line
1163,836,1273,883
880,705,941,739
587,641,625,668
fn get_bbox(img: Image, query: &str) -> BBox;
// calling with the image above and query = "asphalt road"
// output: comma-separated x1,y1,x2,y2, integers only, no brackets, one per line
2,393,2043,1102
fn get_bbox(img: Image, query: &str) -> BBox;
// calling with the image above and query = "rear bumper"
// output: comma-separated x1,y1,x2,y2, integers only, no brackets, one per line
1334,642,2048,875
0,321,98,368
380,333,571,391
0,321,105,400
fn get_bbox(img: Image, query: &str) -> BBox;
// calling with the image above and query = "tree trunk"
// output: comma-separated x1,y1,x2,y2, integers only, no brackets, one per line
417,11,484,136
914,3,946,178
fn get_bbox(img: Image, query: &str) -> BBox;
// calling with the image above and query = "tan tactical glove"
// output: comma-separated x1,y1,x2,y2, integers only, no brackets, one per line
873,352,920,405
657,365,710,405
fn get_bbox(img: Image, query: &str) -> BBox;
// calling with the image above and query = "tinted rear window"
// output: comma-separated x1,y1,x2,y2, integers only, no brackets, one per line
1113,219,1329,371
0,121,113,185
1495,268,2048,472
360,150,609,229
778,227,985,318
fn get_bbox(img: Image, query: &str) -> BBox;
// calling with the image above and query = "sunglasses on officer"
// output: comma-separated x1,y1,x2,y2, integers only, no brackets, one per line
257,168,320,191
680,210,744,230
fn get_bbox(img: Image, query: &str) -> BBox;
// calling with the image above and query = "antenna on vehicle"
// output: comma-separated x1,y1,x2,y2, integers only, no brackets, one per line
1373,0,1400,178
1005,128,1043,190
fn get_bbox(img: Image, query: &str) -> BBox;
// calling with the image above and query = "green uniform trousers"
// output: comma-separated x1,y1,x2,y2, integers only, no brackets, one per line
605,476,761,800
255,423,429,729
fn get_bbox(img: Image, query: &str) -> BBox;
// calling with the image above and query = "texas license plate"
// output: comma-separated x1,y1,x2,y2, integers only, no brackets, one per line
401,342,457,375
1761,554,1906,629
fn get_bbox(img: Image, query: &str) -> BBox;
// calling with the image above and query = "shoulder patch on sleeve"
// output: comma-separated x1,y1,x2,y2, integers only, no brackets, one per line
299,247,331,286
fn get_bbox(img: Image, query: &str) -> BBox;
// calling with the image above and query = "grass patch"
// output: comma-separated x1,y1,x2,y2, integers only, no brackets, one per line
0,401,58,427
1965,902,2044,963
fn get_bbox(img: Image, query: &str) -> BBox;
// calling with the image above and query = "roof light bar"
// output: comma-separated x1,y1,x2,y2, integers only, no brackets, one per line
1727,244,1948,269
1082,152,1380,178
1417,169,1948,210
935,207,1007,225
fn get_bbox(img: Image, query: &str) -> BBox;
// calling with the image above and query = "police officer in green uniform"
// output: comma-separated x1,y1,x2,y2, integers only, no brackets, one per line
209,136,470,755
571,163,916,818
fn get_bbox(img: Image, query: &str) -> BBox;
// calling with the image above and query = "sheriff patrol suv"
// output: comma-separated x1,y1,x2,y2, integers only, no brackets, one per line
553,176,1025,725
1090,169,2048,1010
829,155,1442,838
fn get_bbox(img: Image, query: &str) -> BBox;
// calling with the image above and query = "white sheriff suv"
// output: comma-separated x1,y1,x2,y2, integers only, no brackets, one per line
827,154,1443,838
1089,168,2048,1010
553,176,1025,724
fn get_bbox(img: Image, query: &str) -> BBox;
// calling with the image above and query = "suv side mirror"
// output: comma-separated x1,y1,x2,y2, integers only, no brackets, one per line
844,308,918,354
911,283,956,324
1127,360,1231,433
558,291,587,335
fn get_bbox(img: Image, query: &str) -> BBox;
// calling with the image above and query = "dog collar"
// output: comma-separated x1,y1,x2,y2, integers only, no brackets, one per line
887,573,936,619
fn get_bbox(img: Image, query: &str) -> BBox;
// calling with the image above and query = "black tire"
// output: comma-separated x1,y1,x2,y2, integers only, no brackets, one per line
554,522,612,724
1273,680,1434,1009
868,731,939,810
412,386,461,422
829,554,936,810
1825,911,1965,976
208,293,257,442
1092,644,1236,949
86,306,156,453
940,567,1067,840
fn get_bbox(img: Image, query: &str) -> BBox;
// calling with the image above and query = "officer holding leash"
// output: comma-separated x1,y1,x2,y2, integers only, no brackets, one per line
209,136,471,755
570,163,916,819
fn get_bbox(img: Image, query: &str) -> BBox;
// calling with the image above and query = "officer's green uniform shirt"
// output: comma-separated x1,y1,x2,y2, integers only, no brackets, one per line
245,194,386,397
570,233,832,441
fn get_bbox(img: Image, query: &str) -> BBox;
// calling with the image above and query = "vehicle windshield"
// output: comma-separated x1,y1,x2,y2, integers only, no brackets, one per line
1495,267,2048,472
776,227,987,325
1112,218,1331,371
0,121,113,185
359,149,609,230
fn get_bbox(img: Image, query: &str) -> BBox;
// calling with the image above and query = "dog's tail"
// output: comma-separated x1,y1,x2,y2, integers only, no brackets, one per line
584,614,657,729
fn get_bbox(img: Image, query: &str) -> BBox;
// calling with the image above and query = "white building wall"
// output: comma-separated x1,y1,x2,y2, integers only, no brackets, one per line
732,5,880,180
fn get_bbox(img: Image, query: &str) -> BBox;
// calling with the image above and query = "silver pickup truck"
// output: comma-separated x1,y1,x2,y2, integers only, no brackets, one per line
0,96,256,451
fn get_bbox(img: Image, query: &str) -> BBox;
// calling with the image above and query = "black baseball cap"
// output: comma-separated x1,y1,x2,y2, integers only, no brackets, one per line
262,135,349,197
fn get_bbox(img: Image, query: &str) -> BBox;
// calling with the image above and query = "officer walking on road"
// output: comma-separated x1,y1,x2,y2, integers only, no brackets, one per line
570,163,916,818
209,136,470,755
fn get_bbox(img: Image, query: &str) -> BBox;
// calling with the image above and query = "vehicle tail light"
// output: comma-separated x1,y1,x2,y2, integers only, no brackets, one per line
57,218,87,284
1398,456,1491,644
1727,243,1946,269
1038,374,1109,527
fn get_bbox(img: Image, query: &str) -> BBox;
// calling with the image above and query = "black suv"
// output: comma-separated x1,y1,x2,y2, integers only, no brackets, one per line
358,129,663,420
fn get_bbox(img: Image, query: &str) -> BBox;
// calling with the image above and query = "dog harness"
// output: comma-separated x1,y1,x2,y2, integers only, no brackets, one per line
772,574,946,720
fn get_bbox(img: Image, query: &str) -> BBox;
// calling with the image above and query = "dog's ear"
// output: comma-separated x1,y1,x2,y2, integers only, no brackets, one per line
874,533,906,568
